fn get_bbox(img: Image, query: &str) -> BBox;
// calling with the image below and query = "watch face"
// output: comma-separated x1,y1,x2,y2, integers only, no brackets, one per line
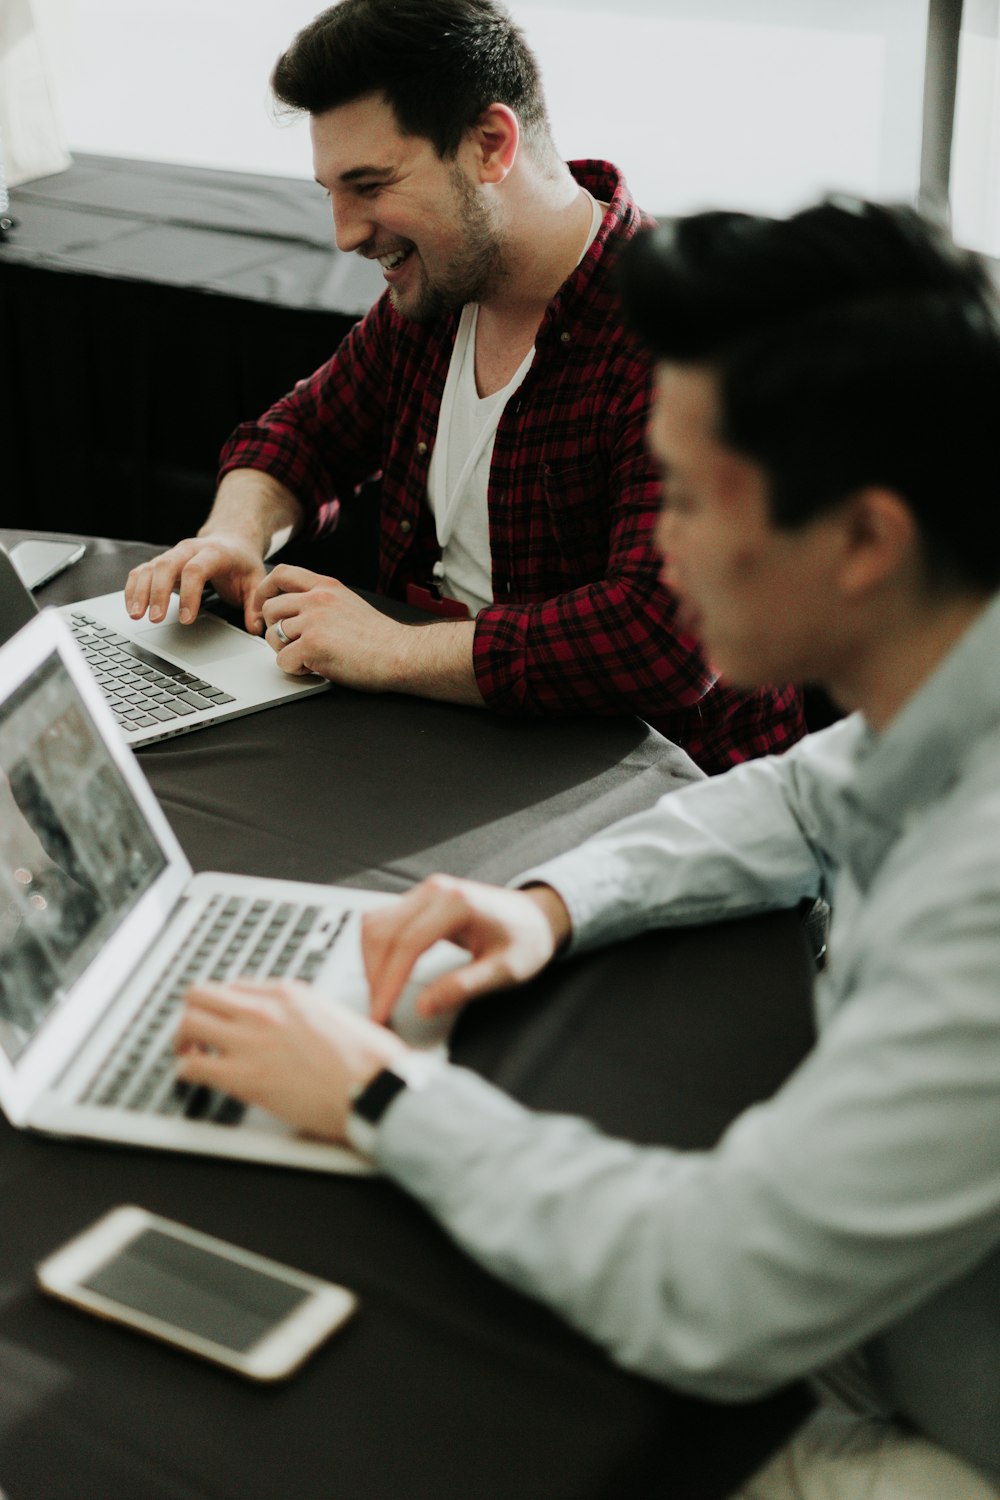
352,1068,408,1126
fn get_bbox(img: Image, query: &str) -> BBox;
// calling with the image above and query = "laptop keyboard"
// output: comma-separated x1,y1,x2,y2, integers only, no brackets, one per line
68,612,235,733
79,892,351,1124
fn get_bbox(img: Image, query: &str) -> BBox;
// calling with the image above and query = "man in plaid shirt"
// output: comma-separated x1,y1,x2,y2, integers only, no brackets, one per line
125,0,804,775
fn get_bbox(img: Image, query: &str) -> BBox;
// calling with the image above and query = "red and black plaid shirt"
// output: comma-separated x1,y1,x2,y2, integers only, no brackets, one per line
219,161,804,774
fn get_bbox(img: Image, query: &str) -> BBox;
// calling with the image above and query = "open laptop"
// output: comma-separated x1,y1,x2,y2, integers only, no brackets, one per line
0,543,328,747
0,609,458,1174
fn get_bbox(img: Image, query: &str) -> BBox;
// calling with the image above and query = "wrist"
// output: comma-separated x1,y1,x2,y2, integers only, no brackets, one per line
389,619,481,704
346,1049,447,1159
522,883,572,955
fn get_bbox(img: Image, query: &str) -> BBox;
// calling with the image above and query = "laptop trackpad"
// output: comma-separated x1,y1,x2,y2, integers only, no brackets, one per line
132,614,264,667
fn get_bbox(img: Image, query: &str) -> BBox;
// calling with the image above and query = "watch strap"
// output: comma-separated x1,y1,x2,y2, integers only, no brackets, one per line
346,1050,445,1158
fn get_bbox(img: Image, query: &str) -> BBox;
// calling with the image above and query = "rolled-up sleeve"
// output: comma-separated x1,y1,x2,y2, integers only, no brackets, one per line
216,297,396,535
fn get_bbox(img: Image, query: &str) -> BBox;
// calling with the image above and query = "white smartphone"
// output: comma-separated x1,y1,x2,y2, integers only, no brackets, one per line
36,1205,358,1381
8,538,86,590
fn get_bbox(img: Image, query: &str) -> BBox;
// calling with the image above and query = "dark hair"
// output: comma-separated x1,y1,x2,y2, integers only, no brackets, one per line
619,199,1000,592
271,0,552,160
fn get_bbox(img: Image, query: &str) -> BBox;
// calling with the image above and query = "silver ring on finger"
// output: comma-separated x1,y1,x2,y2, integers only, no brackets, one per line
274,619,290,646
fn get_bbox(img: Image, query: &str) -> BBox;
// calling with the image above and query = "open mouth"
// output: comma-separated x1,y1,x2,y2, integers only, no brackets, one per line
378,246,414,278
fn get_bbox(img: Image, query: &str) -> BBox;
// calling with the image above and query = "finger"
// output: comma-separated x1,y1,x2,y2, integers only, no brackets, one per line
247,576,286,636
145,552,192,623
274,642,317,678
174,1046,239,1092
125,552,183,621
124,563,152,618
244,587,266,636
263,604,298,645
362,883,453,988
226,977,305,1010
176,558,215,624
363,902,430,1021
174,1006,235,1054
365,900,465,1023
414,953,514,1017
253,564,317,608
182,979,274,1020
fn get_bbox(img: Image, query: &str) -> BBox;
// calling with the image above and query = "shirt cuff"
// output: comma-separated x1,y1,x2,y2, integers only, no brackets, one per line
512,850,638,956
373,1061,533,1186
345,1049,452,1160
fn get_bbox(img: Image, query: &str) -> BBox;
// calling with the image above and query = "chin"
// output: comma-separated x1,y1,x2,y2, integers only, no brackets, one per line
706,651,767,690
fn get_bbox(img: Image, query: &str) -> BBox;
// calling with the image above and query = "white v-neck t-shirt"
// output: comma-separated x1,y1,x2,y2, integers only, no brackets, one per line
426,194,605,615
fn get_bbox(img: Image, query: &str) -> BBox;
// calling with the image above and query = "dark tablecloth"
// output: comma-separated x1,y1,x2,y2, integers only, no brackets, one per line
0,530,815,1499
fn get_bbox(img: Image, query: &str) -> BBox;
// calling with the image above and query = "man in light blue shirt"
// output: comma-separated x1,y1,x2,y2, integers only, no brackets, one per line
176,200,1000,1497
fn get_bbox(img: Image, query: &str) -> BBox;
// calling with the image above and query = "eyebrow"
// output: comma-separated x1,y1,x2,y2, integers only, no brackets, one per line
323,165,396,186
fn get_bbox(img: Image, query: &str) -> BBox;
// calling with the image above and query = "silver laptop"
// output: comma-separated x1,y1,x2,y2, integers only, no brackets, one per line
0,544,328,747
0,610,457,1174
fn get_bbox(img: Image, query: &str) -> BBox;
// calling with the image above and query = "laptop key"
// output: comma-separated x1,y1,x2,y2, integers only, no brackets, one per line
182,1085,213,1120
211,1095,246,1127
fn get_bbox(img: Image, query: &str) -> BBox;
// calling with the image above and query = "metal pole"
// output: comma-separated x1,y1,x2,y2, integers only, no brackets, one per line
918,0,965,224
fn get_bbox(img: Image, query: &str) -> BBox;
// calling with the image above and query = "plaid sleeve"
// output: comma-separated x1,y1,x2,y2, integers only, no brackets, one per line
472,357,716,720
216,295,394,537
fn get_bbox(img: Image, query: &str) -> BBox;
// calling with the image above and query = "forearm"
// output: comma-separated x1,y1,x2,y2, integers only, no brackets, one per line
389,619,483,706
201,470,305,561
516,732,845,955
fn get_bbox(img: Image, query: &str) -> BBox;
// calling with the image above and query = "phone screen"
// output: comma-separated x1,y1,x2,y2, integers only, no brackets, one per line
81,1228,311,1353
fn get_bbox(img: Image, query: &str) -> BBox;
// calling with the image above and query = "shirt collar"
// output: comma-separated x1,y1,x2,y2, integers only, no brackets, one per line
534,160,643,340
841,589,1000,887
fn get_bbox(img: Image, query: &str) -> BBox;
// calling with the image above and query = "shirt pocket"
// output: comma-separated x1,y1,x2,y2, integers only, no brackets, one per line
541,455,609,580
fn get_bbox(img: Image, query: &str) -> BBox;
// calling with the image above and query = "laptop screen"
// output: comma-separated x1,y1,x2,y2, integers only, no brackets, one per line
0,654,167,1062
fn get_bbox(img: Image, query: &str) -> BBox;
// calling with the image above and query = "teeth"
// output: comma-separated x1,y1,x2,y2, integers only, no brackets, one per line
379,249,408,271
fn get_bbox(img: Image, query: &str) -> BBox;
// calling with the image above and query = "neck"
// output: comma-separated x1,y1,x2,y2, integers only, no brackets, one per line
830,589,990,732
481,161,595,323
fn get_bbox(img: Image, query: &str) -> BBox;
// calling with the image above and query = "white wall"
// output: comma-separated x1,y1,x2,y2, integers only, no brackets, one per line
32,0,928,215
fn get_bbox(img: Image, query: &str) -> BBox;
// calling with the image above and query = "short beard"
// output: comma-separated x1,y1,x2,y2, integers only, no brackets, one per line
394,165,507,324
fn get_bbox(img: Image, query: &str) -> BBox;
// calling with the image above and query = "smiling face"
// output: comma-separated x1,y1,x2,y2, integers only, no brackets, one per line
650,365,856,691
311,93,508,323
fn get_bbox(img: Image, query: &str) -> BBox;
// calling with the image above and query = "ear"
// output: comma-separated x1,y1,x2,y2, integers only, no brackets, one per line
469,103,519,183
837,486,919,598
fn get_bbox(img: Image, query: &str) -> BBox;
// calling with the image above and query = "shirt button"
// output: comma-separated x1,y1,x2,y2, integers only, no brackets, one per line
399,520,412,534
560,331,571,344
417,441,429,455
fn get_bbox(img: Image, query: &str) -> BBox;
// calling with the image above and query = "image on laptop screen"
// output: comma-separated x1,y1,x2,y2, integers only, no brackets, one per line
0,655,167,1061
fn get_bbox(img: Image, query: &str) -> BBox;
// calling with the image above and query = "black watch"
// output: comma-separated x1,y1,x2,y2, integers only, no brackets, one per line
346,1052,443,1157
351,1068,408,1128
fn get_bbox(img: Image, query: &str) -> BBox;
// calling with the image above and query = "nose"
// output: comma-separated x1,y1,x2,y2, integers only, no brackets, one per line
330,193,374,255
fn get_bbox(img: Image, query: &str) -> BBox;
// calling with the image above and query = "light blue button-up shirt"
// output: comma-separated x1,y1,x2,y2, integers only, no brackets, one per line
376,590,1000,1479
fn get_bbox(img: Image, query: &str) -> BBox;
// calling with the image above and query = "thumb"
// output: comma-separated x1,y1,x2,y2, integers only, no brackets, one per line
416,955,514,1017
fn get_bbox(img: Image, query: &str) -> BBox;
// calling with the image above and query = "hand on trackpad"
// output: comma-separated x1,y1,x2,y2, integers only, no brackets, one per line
131,605,263,666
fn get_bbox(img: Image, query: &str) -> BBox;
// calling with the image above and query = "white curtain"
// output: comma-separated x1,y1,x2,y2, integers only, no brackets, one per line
0,0,71,188
952,0,1000,254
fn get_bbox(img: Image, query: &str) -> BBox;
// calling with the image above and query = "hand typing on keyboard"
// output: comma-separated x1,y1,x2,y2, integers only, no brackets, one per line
175,978,409,1141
